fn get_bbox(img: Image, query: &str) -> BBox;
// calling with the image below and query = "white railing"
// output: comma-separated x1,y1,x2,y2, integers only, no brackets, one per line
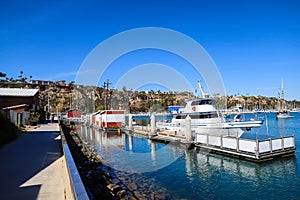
196,133,295,158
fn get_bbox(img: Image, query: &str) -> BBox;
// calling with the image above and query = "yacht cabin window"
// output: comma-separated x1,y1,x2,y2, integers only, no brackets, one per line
191,99,213,106
175,112,218,119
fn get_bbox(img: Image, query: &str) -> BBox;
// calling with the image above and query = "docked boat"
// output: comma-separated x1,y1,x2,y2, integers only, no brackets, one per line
157,82,264,137
290,108,300,113
276,111,294,119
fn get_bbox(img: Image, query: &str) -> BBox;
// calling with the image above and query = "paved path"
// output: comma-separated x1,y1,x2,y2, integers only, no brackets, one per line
0,123,73,200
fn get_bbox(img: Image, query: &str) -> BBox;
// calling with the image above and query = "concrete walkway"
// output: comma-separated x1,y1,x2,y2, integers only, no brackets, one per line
0,122,74,200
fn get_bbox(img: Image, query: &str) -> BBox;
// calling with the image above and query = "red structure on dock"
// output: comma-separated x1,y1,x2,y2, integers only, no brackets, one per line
67,109,82,118
89,110,125,131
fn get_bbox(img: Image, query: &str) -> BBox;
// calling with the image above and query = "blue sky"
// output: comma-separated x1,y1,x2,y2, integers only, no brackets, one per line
1,0,300,100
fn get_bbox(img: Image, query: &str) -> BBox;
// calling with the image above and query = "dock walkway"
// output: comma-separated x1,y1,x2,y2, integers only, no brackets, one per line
0,122,73,200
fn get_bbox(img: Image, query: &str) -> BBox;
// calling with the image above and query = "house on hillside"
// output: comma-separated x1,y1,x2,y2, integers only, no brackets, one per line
30,79,54,85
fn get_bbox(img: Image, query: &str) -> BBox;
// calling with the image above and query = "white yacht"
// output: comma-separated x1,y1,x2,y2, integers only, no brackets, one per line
157,82,264,137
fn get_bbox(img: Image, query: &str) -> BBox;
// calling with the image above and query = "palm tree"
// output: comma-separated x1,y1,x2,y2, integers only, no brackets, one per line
0,72,6,77
0,72,6,82
19,71,23,78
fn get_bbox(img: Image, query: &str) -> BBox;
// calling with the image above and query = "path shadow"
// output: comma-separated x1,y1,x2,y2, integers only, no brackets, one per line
0,124,62,199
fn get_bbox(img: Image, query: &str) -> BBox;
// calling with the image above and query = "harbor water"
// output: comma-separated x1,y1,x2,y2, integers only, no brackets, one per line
76,113,300,199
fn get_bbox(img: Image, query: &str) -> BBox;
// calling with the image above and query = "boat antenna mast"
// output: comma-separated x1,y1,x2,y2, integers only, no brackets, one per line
197,80,209,98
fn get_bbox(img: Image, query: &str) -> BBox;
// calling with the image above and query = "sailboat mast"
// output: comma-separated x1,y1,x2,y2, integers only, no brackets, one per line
281,79,285,110
278,90,281,112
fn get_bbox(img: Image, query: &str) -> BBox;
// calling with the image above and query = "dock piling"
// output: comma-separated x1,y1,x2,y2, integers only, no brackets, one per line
150,114,156,134
185,115,192,141
128,114,133,131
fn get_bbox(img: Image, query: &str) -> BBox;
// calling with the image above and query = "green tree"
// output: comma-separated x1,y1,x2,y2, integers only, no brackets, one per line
0,72,6,77
19,70,23,78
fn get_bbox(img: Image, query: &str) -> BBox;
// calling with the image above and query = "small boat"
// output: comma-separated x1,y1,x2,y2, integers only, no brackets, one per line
276,111,294,119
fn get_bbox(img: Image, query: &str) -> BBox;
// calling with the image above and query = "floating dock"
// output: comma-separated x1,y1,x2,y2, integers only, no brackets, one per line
195,133,296,162
150,135,181,143
127,126,193,144
126,126,296,162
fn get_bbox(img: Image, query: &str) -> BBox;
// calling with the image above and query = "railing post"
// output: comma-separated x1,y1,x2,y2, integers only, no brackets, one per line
269,138,272,153
281,136,284,150
207,134,209,145
237,137,240,152
292,135,295,148
220,135,223,149
255,139,259,159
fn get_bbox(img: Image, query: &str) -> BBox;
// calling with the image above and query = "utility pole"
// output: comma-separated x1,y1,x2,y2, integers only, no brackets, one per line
48,93,50,113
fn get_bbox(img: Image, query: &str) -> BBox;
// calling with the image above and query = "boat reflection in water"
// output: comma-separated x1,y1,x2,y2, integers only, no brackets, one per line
76,125,299,199
77,125,187,174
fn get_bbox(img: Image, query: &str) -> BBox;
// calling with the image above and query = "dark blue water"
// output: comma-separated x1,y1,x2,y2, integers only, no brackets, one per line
77,113,300,199
131,114,173,122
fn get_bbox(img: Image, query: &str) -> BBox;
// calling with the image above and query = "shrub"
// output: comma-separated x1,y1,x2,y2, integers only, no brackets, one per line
28,109,47,125
0,113,19,146
28,111,40,126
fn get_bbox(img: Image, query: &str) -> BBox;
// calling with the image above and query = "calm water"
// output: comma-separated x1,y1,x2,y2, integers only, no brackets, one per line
77,113,300,199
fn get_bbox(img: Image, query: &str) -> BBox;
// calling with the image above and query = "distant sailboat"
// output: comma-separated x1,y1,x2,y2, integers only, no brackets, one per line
276,79,294,119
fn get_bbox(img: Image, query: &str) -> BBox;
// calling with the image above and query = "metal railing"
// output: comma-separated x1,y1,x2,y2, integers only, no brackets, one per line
196,133,296,159
60,124,89,200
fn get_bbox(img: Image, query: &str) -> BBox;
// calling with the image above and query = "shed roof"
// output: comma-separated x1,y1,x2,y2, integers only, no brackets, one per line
0,88,39,97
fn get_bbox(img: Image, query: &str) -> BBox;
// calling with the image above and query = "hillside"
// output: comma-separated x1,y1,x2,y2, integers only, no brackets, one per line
1,79,299,113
